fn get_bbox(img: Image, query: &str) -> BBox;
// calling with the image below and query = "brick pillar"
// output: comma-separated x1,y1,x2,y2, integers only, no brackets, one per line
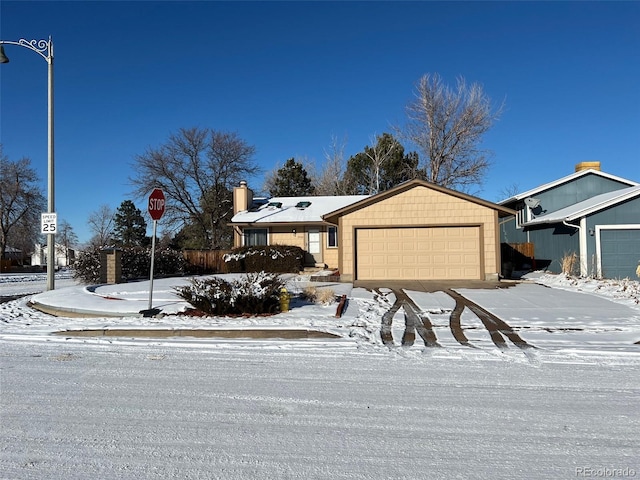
100,249,122,284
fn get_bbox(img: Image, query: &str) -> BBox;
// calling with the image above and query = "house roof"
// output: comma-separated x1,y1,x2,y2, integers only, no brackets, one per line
523,185,640,226
323,179,516,224
230,194,369,226
498,169,639,204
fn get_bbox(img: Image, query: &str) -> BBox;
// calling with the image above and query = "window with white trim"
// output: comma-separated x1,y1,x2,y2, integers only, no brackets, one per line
327,226,338,248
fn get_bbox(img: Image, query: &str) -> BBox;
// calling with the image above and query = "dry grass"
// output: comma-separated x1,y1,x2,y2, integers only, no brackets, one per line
301,286,336,305
561,252,579,276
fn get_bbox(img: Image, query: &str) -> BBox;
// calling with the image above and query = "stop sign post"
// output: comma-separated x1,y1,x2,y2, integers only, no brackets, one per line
144,188,166,315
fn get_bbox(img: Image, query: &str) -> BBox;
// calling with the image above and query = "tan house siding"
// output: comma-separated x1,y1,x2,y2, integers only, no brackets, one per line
323,242,339,269
269,227,304,249
338,185,501,281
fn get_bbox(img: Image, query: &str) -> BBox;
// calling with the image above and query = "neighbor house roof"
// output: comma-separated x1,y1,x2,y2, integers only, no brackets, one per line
230,195,369,226
498,169,639,205
523,185,640,226
323,179,516,224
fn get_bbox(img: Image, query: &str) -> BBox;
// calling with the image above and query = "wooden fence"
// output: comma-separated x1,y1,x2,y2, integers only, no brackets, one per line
501,242,535,271
507,242,534,260
182,250,231,274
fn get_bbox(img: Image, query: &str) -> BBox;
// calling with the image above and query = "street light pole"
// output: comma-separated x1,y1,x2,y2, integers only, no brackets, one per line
0,37,55,290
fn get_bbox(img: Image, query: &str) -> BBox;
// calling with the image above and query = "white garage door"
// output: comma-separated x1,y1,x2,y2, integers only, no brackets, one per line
356,226,481,280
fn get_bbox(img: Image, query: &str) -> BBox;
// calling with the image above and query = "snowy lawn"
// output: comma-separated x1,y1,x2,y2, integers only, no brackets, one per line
1,271,639,479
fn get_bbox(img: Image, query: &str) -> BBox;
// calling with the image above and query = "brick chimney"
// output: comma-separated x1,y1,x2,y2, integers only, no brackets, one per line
575,161,601,172
233,180,253,214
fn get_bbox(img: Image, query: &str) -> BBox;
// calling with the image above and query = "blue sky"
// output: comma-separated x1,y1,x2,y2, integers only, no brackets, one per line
1,1,639,244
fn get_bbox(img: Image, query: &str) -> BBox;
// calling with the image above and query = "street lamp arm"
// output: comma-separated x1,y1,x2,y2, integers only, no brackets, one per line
0,38,53,63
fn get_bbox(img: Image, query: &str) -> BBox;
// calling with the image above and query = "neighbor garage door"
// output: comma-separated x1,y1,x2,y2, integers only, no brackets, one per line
600,228,640,279
355,226,481,280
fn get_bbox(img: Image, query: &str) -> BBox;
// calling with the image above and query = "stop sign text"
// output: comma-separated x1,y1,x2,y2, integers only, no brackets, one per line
148,188,166,220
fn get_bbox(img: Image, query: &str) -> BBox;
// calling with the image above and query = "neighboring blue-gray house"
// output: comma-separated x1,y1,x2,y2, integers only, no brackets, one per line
499,162,639,279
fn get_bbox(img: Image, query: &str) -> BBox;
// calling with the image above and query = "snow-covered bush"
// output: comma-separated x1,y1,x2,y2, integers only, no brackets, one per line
175,272,285,315
73,247,188,284
73,249,102,283
224,246,304,273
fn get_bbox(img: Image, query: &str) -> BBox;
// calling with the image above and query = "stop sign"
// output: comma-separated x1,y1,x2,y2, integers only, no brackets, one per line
148,188,166,220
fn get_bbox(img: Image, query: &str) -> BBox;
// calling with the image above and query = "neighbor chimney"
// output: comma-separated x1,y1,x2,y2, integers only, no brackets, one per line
575,161,601,172
233,180,253,214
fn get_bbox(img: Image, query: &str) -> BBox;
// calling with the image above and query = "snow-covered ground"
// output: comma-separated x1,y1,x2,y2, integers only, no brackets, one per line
1,271,639,479
0,269,78,297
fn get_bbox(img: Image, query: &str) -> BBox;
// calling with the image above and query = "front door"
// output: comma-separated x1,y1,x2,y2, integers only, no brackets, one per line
307,228,322,265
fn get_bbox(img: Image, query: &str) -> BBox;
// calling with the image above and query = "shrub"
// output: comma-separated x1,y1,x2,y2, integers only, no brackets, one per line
73,249,102,284
154,249,190,277
175,272,285,315
224,245,305,273
73,246,188,284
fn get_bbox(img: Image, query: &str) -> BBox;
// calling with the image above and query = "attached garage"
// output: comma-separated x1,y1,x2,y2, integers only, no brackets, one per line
323,180,515,282
356,226,482,280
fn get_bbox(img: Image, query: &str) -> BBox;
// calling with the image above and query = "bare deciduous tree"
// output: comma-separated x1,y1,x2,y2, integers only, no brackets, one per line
87,204,115,248
345,133,409,195
0,149,46,264
362,134,396,195
56,220,78,265
129,127,259,249
314,135,349,196
402,73,503,191
343,133,420,195
9,221,40,265
497,183,521,202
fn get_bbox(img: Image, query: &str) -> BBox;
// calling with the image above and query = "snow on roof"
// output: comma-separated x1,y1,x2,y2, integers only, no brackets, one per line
524,185,640,226
498,169,639,204
231,195,370,224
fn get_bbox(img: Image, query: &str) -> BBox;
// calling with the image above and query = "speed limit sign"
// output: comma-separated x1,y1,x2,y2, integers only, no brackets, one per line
41,212,57,234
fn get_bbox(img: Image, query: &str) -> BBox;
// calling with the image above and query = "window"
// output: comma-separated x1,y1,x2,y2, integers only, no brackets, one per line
244,228,267,246
327,226,338,248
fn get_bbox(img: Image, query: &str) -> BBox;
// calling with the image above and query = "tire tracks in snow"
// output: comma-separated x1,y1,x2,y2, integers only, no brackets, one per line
445,289,534,351
376,287,535,353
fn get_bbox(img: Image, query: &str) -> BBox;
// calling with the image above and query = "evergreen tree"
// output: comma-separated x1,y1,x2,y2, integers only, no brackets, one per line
112,200,148,247
342,133,419,195
268,158,315,197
